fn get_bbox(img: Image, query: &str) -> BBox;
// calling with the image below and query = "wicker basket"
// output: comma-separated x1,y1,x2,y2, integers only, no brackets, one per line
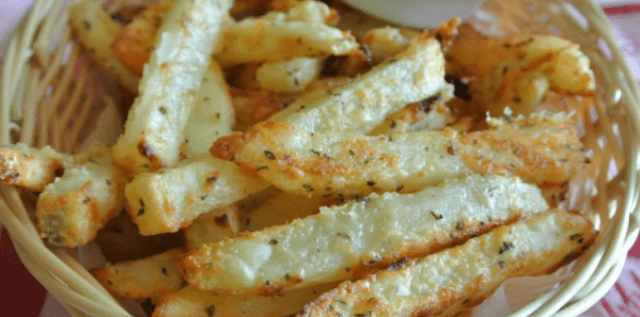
1,0,639,316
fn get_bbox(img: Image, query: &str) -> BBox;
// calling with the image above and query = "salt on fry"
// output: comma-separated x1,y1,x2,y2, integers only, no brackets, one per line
36,154,126,247
68,0,140,92
212,111,584,197
111,0,233,175
124,156,269,235
178,174,549,294
299,210,596,317
0,144,72,192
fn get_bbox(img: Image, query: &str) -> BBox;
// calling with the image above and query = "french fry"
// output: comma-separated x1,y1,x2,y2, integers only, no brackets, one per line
181,60,234,158
178,174,549,294
240,190,341,232
111,0,172,76
212,111,584,197
267,0,340,25
185,205,240,250
36,154,126,247
298,210,596,317
362,27,410,64
0,144,72,192
256,57,324,93
446,35,595,116
69,0,140,92
91,248,185,304
153,283,338,317
368,98,453,135
266,31,454,134
124,156,269,235
111,0,233,175
214,19,359,66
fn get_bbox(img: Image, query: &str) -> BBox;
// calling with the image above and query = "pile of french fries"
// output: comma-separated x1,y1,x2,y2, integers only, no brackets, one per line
0,0,602,316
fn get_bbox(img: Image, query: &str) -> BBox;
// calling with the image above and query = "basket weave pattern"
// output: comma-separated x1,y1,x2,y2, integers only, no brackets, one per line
1,0,639,316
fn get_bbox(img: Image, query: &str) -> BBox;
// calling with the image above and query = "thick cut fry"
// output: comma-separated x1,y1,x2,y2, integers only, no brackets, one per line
185,205,240,250
69,1,140,92
111,0,232,175
178,174,549,294
212,112,584,197
111,0,172,76
299,210,596,317
153,283,337,317
256,57,323,93
0,144,71,192
215,19,359,65
267,32,454,134
125,156,269,235
181,60,234,158
36,155,127,247
91,248,185,304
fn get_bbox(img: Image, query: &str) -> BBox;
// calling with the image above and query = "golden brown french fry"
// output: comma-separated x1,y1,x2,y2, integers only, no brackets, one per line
215,19,359,66
181,60,234,158
212,111,585,197
111,0,233,175
153,283,338,317
124,156,269,235
178,174,549,294
368,98,453,135
229,88,285,132
69,0,140,92
267,31,453,134
36,154,127,247
91,248,185,304
299,210,596,317
267,0,339,25
0,144,72,192
362,27,410,64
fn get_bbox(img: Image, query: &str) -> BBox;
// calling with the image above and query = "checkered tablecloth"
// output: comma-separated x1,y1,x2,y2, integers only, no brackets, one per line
1,1,640,316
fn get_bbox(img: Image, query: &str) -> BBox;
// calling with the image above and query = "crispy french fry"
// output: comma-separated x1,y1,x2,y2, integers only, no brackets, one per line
124,156,269,235
69,0,140,92
266,32,454,134
111,0,233,175
91,248,185,304
0,144,72,192
256,57,324,93
215,19,359,66
212,111,584,197
153,283,338,317
36,154,126,247
185,205,240,250
178,174,549,294
267,0,339,25
181,60,234,158
299,210,596,317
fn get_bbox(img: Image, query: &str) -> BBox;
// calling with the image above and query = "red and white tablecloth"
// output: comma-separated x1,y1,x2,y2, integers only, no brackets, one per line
1,1,640,316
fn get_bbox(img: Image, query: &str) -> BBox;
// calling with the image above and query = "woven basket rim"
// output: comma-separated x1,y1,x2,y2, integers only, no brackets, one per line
1,0,640,316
